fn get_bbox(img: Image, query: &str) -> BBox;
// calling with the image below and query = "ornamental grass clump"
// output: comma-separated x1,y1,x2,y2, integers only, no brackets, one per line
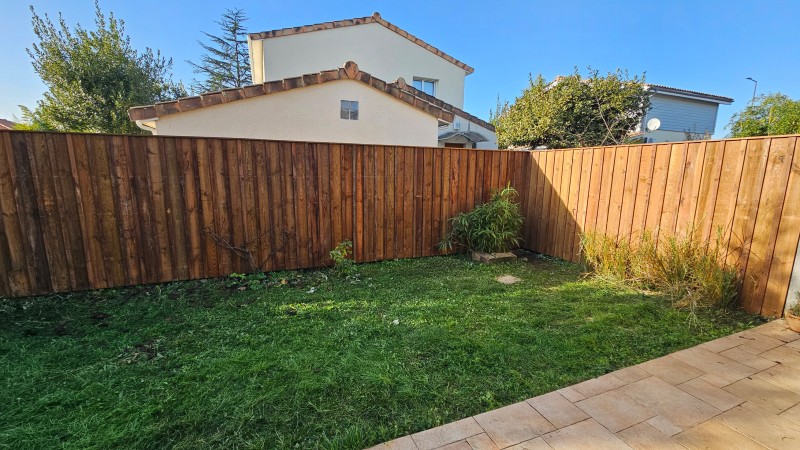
580,227,740,310
439,184,523,253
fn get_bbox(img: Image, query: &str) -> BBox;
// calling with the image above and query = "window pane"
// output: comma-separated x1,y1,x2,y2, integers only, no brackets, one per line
423,81,435,96
350,109,358,120
341,100,349,110
413,80,423,90
341,109,349,119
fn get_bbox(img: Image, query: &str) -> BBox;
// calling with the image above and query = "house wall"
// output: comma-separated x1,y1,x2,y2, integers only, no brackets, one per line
151,79,439,147
437,114,498,149
253,23,467,109
642,129,699,143
644,94,720,136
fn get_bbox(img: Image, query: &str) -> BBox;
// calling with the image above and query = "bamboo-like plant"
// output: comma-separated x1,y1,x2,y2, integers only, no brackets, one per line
439,184,523,253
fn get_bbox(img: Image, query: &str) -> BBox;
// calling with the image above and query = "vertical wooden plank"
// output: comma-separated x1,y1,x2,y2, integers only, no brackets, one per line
305,143,321,266
565,149,583,262
605,146,629,240
362,145,376,262
741,137,794,314
439,147,451,253
177,138,202,278
710,139,748,247
594,147,616,241
330,144,344,255
252,141,273,271
431,148,443,255
693,141,725,244
422,148,434,256
106,135,138,286
629,144,656,241
618,146,642,242
161,137,190,279
763,138,800,316
728,138,770,270
527,152,543,251
574,149,594,258
474,149,485,205
539,151,555,254
583,148,604,235
353,145,365,261
392,146,405,258
644,144,673,238
223,139,245,272
143,136,173,282
317,143,333,263
0,133,32,294
384,146,396,258
342,144,355,253
675,141,707,233
403,146,415,258
128,136,158,282
279,141,298,268
658,142,688,239
291,142,311,268
555,150,573,260
374,145,386,261
267,141,288,269
196,138,219,277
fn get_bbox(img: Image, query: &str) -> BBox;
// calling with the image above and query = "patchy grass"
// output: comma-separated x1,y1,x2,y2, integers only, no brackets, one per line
0,255,759,449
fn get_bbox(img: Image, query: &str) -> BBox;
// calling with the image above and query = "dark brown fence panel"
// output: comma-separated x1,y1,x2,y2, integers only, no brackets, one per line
521,135,800,317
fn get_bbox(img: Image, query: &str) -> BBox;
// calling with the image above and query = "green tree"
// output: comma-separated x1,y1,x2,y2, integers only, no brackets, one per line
21,2,185,134
493,69,650,149
188,8,251,93
727,93,800,137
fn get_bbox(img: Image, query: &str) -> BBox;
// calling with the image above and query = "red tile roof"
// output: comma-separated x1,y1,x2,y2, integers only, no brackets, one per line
0,119,15,130
129,61,458,124
249,12,474,75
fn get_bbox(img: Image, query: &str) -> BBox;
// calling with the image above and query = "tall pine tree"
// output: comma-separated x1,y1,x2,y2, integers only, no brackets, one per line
189,8,251,93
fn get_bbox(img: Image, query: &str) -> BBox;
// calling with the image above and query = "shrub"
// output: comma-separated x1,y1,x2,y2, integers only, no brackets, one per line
329,241,356,277
580,228,740,310
790,292,800,316
439,184,523,253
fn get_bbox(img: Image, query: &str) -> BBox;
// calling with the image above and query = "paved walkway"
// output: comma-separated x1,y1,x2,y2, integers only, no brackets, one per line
369,319,800,450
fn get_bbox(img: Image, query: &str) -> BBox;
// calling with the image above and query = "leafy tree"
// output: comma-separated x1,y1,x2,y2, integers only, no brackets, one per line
493,69,650,149
21,2,185,134
727,93,800,137
188,8,251,93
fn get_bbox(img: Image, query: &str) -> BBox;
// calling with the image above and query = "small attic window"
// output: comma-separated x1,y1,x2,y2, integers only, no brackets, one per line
340,100,359,120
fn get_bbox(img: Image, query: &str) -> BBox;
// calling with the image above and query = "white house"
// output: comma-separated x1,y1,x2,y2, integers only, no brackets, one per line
640,84,733,142
129,13,496,149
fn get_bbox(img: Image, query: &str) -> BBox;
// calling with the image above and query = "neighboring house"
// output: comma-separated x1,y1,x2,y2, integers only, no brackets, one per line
639,85,733,143
130,12,496,149
0,119,16,130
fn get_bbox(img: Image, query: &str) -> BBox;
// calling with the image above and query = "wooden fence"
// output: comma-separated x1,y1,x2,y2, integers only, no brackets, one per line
1,130,798,316
0,131,527,298
520,136,800,317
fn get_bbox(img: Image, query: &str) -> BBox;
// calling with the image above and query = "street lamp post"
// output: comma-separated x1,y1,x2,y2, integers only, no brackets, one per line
746,77,758,103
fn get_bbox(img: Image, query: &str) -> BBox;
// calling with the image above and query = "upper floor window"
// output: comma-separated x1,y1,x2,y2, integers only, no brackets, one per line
340,100,359,120
413,78,437,96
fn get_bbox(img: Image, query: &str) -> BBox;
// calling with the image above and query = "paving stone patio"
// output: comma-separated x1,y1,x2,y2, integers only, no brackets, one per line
368,319,800,450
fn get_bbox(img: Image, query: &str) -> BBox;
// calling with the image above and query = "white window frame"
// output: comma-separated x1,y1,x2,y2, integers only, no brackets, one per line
413,77,437,97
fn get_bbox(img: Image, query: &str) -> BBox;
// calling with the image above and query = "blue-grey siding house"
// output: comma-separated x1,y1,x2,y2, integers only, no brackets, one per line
640,85,733,143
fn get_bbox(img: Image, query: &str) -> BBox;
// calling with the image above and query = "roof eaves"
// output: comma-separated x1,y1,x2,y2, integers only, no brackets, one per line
128,61,455,124
248,12,474,75
647,84,734,104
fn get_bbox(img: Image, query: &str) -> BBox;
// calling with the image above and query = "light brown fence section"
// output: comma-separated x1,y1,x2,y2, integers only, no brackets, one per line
0,131,526,298
521,136,800,317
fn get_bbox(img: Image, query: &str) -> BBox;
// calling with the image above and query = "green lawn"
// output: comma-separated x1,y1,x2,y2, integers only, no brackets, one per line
0,255,759,449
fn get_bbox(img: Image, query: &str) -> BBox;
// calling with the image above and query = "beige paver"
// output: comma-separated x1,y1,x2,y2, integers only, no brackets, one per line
571,373,627,398
645,415,683,436
670,347,758,384
720,345,780,370
575,389,653,432
736,329,786,353
699,332,746,353
505,437,553,450
435,442,471,450
411,418,484,450
620,377,721,428
759,345,800,368
473,402,554,449
677,377,745,411
752,319,799,343
755,363,800,394
674,419,768,450
555,386,585,402
611,366,650,384
464,433,500,450
698,373,732,388
637,355,704,385
780,403,800,426
716,402,800,449
527,391,589,429
367,435,418,450
541,419,632,450
724,376,800,415
617,422,685,450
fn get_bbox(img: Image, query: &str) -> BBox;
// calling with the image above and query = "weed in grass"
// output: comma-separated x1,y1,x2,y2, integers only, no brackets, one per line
439,184,523,253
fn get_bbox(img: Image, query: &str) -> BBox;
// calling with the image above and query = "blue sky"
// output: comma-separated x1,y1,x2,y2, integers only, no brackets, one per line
1,0,798,137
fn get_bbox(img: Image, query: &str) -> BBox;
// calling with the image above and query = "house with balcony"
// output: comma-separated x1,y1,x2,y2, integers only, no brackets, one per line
129,13,496,149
